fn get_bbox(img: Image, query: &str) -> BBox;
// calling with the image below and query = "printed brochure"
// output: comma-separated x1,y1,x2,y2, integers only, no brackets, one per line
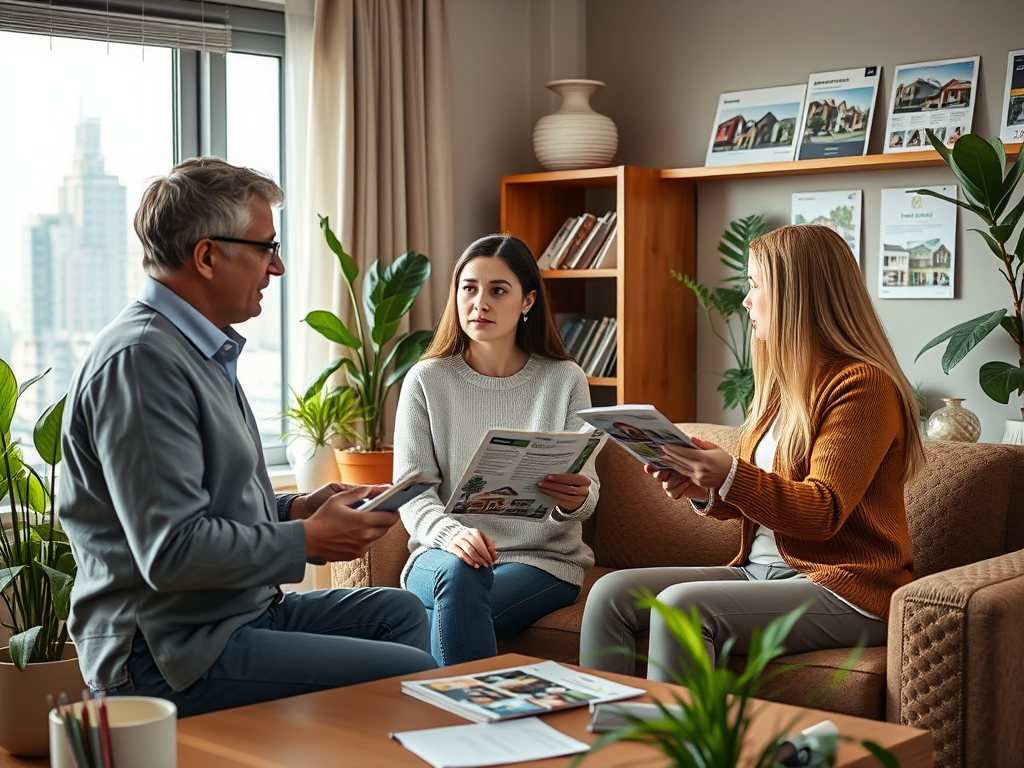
883,56,980,153
401,660,645,723
877,186,958,299
576,404,697,471
445,429,604,520
999,49,1024,145
791,190,863,263
794,66,880,160
704,84,807,167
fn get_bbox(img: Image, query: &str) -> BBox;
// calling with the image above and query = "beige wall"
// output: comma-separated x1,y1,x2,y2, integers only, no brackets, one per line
447,0,1024,441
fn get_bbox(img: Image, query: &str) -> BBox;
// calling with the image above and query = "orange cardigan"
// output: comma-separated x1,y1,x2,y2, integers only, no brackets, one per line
711,360,914,619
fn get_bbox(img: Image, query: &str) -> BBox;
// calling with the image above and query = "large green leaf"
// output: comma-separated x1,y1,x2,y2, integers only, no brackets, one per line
33,395,66,467
0,360,16,435
366,252,431,348
949,134,1004,213
1000,314,1023,345
38,562,74,621
302,310,361,350
997,150,1024,216
301,359,345,401
317,215,358,286
8,626,41,670
16,368,48,401
992,194,1024,243
0,565,26,593
12,473,48,514
718,368,754,414
916,310,1006,373
383,330,434,388
979,361,1024,404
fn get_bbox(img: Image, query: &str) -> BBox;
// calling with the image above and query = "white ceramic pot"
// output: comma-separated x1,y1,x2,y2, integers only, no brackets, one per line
287,441,342,492
533,79,618,171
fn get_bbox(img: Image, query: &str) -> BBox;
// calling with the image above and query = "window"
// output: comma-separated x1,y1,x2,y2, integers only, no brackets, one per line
0,1,287,465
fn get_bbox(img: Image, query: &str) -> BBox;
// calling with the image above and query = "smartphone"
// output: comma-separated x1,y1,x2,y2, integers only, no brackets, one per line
351,479,440,511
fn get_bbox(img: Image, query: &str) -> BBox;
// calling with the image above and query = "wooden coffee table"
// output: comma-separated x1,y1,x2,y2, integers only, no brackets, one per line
171,654,931,768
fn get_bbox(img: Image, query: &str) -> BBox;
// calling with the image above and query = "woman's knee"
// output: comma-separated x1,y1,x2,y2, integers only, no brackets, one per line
415,550,493,598
585,570,644,616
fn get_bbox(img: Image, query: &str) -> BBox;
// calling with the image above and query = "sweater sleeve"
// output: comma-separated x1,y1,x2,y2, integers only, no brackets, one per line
722,364,904,541
393,366,468,550
551,363,600,522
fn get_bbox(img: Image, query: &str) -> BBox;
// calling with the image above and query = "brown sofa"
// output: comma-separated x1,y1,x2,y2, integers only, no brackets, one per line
333,424,1024,768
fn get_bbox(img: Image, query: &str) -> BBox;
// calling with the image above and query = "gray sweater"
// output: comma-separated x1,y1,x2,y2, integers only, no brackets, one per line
59,303,307,692
394,355,598,587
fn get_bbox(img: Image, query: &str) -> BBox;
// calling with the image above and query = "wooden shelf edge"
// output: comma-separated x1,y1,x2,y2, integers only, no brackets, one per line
586,377,617,387
660,144,1023,181
541,268,618,279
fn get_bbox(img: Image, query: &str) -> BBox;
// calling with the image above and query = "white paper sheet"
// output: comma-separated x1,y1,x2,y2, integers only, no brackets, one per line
391,718,589,768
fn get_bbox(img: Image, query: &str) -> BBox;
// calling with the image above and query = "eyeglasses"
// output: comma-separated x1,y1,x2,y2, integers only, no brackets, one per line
209,236,281,260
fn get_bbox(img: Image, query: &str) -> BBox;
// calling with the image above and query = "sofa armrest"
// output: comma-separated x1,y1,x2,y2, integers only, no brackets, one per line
330,521,411,589
887,548,1024,768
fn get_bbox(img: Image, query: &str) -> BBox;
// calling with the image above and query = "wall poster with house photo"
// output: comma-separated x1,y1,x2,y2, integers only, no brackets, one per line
791,190,863,263
883,56,980,153
878,186,958,299
704,84,806,166
999,49,1024,145
794,66,880,160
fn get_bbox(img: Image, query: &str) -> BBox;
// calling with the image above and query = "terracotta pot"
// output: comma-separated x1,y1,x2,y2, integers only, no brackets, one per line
0,643,86,757
335,449,394,485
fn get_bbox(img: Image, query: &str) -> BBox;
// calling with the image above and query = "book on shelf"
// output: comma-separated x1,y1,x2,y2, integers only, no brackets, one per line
551,213,597,269
586,318,617,376
401,660,645,724
577,404,698,470
560,318,586,356
590,222,618,268
566,317,599,360
577,316,611,372
564,210,615,269
537,216,578,270
444,428,605,520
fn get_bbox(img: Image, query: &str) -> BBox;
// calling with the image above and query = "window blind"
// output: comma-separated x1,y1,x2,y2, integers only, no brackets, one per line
0,0,232,53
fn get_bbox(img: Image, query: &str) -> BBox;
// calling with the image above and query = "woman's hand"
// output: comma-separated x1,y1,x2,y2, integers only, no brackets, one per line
659,437,734,489
644,465,710,502
447,528,498,568
536,473,592,512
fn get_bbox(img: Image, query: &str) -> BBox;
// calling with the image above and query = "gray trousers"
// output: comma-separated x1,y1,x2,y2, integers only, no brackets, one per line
578,564,888,681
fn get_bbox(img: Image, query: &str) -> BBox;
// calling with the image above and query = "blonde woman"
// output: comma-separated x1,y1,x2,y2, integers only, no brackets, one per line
580,224,925,680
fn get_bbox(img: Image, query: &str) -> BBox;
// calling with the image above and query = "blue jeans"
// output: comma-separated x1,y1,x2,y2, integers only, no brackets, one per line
102,587,436,717
406,548,580,667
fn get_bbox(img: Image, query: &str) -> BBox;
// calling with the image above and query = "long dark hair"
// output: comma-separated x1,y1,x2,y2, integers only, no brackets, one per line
422,233,572,361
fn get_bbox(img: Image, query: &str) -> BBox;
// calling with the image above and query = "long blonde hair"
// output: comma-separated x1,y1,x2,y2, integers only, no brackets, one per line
744,225,925,482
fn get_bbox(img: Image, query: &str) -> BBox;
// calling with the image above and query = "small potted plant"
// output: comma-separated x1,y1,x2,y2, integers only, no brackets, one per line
0,358,84,756
303,216,432,483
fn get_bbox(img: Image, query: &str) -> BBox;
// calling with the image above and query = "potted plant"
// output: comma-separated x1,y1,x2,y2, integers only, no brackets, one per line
913,131,1024,436
281,370,365,492
574,591,898,768
303,215,432,483
0,358,84,756
671,214,766,418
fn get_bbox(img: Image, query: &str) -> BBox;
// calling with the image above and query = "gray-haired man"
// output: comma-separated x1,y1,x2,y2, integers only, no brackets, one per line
59,158,435,717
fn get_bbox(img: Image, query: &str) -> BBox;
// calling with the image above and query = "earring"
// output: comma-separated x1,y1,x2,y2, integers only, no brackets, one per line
522,312,528,322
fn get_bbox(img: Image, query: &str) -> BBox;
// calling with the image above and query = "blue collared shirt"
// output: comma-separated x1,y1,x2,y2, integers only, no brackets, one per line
137,275,246,387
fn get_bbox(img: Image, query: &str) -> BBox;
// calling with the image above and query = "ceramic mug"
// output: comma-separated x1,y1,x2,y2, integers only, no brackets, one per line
49,695,176,768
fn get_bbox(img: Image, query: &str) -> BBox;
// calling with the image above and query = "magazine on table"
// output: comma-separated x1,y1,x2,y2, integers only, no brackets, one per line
883,55,980,153
704,83,807,167
401,660,645,724
999,49,1024,145
444,429,605,520
794,66,880,160
791,189,863,263
576,404,697,471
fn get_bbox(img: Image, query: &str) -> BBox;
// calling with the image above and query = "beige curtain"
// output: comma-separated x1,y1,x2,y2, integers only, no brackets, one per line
294,0,454,412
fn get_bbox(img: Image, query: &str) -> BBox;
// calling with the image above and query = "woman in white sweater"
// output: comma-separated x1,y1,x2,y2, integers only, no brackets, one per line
394,234,600,666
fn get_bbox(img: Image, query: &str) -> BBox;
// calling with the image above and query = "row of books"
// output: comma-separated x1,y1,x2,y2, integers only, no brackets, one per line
561,316,617,378
536,211,618,271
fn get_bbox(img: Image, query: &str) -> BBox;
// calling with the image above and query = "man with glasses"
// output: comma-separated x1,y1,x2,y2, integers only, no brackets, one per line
59,157,435,717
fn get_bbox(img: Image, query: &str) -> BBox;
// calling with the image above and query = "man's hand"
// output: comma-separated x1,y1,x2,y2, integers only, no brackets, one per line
300,486,400,562
288,482,388,520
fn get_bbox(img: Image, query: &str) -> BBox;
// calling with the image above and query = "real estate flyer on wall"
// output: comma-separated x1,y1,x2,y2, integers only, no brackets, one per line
791,190,863,263
999,49,1024,145
704,84,807,167
445,429,605,520
883,56,980,153
794,66,880,160
877,186,957,299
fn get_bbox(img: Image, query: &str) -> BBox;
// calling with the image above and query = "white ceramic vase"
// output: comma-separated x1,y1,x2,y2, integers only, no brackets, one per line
925,398,981,443
533,79,618,171
287,440,341,492
1002,419,1024,445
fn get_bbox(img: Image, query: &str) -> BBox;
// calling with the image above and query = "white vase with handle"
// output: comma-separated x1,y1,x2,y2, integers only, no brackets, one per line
533,79,618,171
287,440,341,492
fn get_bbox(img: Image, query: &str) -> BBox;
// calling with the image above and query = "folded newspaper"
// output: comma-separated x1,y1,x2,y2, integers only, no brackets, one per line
576,405,697,471
444,429,604,520
401,660,644,723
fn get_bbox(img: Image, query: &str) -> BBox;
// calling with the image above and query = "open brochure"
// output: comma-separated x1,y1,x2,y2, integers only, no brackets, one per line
401,660,645,724
444,429,604,520
576,405,697,471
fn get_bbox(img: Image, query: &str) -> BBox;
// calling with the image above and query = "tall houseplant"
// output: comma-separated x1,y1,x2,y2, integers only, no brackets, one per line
671,214,766,417
303,216,433,453
914,130,1024,420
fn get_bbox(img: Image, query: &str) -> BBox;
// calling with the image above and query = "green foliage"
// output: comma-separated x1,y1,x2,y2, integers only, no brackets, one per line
671,214,766,417
304,216,433,452
912,382,928,420
574,593,898,768
914,131,1024,415
280,369,365,450
0,359,74,669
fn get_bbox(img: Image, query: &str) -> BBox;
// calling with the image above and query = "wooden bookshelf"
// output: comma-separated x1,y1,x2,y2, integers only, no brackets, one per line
501,166,696,422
